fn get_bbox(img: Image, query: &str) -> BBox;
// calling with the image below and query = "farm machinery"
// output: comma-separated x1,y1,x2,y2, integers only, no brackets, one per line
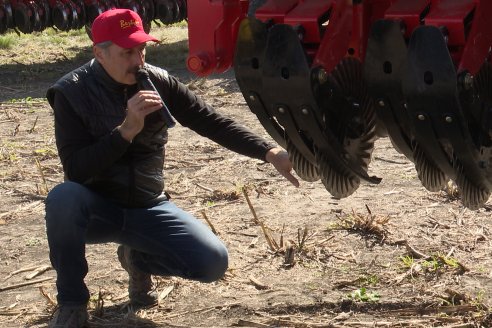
186,0,492,210
3,0,492,210
0,0,186,33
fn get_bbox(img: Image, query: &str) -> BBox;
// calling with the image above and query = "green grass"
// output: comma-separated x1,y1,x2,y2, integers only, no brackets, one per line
44,27,87,37
359,274,379,286
0,34,17,49
347,287,381,302
5,96,44,103
399,255,415,268
146,25,189,68
0,24,189,68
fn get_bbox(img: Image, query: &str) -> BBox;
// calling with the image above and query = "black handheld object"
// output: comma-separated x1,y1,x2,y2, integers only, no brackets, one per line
136,68,176,128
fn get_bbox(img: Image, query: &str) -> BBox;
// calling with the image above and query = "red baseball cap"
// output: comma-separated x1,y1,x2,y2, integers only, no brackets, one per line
91,8,159,48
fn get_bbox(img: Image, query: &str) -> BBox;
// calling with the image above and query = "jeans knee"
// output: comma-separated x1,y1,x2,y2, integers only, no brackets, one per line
198,243,229,283
45,182,92,237
46,182,88,220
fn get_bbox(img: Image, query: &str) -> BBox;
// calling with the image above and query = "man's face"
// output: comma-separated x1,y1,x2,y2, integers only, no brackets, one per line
94,42,147,85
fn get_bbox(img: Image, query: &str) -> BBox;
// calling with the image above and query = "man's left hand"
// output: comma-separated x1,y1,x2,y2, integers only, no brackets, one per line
265,147,300,187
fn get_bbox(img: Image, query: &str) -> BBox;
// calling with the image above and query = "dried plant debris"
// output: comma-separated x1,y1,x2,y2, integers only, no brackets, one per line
199,185,241,204
333,205,390,242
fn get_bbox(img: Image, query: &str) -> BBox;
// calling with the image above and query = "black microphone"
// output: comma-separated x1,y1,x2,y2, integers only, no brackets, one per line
136,68,176,128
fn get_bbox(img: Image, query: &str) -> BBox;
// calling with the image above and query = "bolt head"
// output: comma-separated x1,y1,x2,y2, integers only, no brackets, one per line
278,107,286,114
418,114,425,121
463,73,474,90
317,68,328,84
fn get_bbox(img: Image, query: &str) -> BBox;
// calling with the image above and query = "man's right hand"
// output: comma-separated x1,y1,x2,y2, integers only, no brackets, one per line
118,90,163,142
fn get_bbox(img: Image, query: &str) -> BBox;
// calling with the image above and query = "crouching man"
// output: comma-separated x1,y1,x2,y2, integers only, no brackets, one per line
45,8,298,328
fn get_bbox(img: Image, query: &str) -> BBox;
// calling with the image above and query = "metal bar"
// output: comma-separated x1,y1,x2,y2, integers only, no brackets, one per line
187,0,248,76
254,0,297,24
459,0,492,75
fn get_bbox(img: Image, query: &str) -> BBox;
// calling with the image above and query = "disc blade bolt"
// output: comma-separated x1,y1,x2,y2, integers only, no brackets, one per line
400,20,407,35
403,103,408,109
278,107,286,114
463,73,474,90
317,68,328,84
418,114,425,121
301,108,309,115
445,116,453,123
249,95,256,101
378,100,385,107
439,26,449,44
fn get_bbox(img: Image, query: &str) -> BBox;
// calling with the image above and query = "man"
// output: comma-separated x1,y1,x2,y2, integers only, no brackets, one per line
45,8,299,328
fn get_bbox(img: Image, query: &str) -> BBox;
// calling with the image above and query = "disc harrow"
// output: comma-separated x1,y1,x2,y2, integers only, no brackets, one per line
0,0,186,34
231,0,492,208
234,4,381,200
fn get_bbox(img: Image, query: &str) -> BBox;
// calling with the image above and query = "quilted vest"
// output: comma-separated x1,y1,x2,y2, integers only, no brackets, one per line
47,59,170,207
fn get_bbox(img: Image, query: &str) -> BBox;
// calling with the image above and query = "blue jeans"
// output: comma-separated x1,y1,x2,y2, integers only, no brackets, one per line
45,181,228,305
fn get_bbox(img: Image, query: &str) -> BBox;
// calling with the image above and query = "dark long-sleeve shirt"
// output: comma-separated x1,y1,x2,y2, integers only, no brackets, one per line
48,60,274,206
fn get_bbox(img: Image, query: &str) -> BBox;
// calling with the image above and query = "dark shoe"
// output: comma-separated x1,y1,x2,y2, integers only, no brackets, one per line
117,245,158,306
48,304,88,328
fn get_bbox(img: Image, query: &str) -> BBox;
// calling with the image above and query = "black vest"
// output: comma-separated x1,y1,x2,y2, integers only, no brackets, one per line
47,60,170,207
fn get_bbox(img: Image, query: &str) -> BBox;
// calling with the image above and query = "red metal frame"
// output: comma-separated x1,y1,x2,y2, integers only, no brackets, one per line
186,0,248,76
254,0,297,24
458,0,492,74
384,0,429,39
186,0,492,77
313,0,354,73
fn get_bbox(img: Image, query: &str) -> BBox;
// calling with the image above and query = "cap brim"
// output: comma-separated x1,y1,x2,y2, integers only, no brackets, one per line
113,31,160,48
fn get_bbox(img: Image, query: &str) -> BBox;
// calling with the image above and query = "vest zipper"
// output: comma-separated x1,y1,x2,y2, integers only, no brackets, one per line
123,87,135,206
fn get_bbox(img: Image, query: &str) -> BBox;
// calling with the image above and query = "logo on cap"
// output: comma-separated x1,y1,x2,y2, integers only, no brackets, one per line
120,19,140,29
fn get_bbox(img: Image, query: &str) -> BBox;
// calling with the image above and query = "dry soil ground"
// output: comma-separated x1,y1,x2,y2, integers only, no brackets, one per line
2,25,492,328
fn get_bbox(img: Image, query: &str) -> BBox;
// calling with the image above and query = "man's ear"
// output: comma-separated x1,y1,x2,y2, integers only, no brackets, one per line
93,45,105,63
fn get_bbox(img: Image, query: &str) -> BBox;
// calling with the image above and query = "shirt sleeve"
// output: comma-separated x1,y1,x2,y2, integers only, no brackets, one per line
166,76,276,161
53,92,131,183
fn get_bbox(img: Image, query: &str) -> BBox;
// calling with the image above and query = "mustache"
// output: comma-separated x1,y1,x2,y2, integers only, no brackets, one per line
129,66,142,75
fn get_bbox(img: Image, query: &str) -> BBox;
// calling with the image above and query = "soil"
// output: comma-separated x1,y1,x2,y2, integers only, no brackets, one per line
2,26,492,328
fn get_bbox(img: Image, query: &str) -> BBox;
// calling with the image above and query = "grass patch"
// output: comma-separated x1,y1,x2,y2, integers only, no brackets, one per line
0,34,17,49
5,96,45,104
396,252,468,284
0,25,189,69
347,287,381,302
0,141,22,162
0,29,92,68
399,255,415,268
146,25,189,68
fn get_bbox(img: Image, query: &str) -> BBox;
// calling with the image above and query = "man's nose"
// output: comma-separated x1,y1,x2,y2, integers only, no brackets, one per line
134,52,145,66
